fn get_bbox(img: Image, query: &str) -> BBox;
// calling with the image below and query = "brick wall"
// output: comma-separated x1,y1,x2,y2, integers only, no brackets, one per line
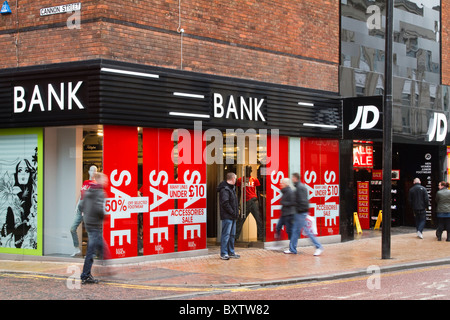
0,0,339,92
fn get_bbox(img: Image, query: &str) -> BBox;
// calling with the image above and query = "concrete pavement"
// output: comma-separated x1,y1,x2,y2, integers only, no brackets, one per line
1,228,449,288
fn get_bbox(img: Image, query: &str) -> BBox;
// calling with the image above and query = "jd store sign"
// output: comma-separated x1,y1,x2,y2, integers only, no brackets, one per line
343,96,383,140
343,96,449,144
427,112,447,142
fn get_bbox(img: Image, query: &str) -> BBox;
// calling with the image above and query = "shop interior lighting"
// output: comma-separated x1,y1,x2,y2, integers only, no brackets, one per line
169,112,210,118
100,67,159,79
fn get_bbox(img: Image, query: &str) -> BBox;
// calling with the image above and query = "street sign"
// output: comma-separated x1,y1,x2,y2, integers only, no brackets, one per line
1,1,11,14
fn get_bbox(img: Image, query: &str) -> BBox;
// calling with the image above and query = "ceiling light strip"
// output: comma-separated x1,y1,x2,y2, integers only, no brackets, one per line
101,67,159,79
303,123,337,129
298,102,315,107
173,92,205,99
169,112,210,119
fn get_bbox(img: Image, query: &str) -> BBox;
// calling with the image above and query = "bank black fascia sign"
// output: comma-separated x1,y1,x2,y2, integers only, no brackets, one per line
342,96,383,140
0,60,342,138
0,61,100,128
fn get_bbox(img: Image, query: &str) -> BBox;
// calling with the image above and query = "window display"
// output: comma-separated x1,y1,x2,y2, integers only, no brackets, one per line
0,128,43,255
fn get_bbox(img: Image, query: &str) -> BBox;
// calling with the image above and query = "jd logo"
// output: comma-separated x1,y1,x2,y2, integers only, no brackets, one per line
427,112,447,142
343,96,382,140
349,105,380,131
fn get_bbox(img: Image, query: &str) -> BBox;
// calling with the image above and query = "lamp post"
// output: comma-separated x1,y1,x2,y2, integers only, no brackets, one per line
382,0,394,260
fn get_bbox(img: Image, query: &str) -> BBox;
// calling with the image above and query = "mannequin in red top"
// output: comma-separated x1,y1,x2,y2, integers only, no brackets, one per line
235,166,263,241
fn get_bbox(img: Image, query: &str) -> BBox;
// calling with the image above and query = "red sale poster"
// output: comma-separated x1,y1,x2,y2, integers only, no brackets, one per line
357,181,370,229
177,128,207,251
103,125,139,259
265,134,289,242
142,128,175,255
301,138,340,237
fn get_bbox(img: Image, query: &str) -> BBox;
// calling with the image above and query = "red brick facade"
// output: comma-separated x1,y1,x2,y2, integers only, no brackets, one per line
0,0,339,92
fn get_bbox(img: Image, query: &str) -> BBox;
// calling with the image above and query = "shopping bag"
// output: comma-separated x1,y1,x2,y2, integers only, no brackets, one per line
302,214,318,236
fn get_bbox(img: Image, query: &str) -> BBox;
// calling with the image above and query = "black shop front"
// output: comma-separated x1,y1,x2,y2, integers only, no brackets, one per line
341,96,448,238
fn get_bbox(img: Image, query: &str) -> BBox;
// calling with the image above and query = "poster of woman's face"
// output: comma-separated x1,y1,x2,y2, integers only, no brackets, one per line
0,133,38,250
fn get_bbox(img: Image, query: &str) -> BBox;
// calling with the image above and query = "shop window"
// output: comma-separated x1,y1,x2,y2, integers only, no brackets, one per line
0,128,43,256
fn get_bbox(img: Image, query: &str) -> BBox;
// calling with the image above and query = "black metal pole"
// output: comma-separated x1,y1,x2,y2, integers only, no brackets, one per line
382,0,394,259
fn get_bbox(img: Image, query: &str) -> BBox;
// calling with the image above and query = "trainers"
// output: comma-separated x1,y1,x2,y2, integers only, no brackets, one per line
71,247,81,257
81,275,98,284
220,255,230,260
417,231,423,239
229,254,240,259
314,248,323,256
283,250,295,254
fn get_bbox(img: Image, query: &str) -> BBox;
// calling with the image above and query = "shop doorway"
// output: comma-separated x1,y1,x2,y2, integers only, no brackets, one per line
206,131,267,246
352,141,441,231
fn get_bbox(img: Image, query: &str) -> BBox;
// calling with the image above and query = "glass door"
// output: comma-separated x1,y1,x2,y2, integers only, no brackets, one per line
222,132,266,244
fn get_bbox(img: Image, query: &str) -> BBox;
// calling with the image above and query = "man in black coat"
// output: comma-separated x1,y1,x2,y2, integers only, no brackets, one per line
217,172,239,260
408,178,429,239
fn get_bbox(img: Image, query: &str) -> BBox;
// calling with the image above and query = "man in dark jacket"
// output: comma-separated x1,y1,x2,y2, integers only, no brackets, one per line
217,172,239,260
80,172,109,284
287,173,323,256
276,178,296,240
408,178,429,239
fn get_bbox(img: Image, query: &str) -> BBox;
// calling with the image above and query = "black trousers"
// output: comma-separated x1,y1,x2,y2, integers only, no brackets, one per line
235,198,263,240
436,217,450,241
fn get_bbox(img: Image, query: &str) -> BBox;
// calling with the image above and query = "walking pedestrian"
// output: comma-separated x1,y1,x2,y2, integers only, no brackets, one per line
80,172,110,284
435,181,450,241
217,172,240,260
70,165,97,257
408,178,429,239
275,178,295,240
286,173,323,256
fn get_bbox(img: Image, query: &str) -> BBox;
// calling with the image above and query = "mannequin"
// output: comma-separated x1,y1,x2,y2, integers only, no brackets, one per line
69,165,97,257
235,165,263,241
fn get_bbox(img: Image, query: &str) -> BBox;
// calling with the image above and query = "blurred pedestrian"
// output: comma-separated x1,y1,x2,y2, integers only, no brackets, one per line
80,172,110,284
408,178,429,239
275,178,295,241
217,172,239,260
286,173,323,256
436,181,450,241
70,165,97,257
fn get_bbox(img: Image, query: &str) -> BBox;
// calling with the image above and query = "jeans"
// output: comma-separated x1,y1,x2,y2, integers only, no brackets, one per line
289,213,322,254
81,228,109,280
220,219,236,257
414,210,426,233
70,201,83,248
276,215,293,240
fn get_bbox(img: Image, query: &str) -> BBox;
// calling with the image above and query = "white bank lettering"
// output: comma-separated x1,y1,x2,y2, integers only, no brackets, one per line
14,81,85,113
213,92,266,121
